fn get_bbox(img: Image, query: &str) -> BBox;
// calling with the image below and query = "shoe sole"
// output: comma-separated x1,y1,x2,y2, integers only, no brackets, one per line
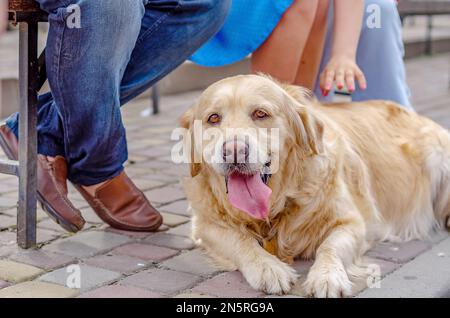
0,131,81,233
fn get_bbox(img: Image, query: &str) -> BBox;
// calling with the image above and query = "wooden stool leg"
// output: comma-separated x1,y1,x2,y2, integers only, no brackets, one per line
17,21,38,249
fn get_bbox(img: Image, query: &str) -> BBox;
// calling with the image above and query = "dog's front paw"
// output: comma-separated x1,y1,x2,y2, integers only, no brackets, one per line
303,262,352,298
242,256,298,295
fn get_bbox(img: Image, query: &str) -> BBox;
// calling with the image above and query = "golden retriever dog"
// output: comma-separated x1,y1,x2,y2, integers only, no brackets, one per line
180,74,450,297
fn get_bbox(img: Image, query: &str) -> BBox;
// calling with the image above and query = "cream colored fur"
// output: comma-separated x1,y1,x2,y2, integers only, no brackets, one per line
180,75,450,297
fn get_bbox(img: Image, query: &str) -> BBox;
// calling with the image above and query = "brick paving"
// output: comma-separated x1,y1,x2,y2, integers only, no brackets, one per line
0,54,449,298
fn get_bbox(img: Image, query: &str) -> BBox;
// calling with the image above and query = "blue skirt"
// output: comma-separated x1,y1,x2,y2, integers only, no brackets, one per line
190,0,294,67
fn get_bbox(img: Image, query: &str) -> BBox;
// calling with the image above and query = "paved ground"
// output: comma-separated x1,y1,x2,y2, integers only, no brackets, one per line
0,54,449,298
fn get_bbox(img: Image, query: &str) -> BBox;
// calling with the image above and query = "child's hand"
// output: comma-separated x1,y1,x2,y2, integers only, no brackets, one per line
320,55,366,96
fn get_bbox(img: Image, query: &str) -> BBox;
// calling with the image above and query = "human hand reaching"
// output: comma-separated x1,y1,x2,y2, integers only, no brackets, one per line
320,54,367,96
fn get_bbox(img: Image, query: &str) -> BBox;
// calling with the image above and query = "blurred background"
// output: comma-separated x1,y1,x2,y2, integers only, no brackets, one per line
1,0,450,124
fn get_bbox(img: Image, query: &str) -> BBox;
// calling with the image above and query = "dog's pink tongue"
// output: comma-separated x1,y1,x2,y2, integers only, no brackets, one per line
227,173,272,219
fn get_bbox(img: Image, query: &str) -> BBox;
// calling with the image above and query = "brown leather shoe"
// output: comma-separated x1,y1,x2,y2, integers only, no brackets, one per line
0,124,85,232
74,171,163,231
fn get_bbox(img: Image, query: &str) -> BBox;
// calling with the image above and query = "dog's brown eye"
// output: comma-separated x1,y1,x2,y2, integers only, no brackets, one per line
252,109,269,120
207,113,221,125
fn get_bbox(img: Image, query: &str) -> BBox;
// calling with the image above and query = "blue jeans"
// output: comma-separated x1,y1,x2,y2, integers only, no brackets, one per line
314,0,412,109
6,0,230,185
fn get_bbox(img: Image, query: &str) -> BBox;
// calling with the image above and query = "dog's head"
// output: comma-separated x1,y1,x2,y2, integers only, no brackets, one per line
180,75,324,220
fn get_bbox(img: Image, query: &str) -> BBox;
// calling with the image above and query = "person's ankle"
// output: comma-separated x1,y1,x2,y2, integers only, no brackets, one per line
82,180,108,197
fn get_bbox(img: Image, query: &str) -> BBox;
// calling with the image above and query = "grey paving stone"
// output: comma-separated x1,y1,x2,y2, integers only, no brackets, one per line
133,160,174,170
42,231,131,258
120,268,200,294
103,226,154,239
143,233,195,250
167,222,192,237
37,219,71,233
80,207,103,224
0,230,16,246
144,187,186,204
9,249,76,270
84,254,148,274
78,284,162,298
2,206,47,220
0,280,10,289
0,196,18,209
161,249,218,277
0,208,17,217
192,271,264,298
358,238,450,297
112,243,178,262
174,292,215,298
0,244,19,258
39,264,122,292
36,228,60,244
161,212,189,227
131,178,165,191
159,200,190,216
265,295,303,298
426,230,449,244
161,164,189,177
366,240,431,263
0,214,16,230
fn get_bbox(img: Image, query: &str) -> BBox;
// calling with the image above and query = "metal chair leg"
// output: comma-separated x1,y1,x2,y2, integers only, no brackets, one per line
152,84,160,115
17,21,38,249
425,15,433,55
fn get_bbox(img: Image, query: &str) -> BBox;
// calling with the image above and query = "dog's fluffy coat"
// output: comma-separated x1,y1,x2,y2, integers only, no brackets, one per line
180,75,450,297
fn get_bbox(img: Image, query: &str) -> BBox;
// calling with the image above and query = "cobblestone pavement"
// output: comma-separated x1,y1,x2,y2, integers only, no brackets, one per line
0,54,449,298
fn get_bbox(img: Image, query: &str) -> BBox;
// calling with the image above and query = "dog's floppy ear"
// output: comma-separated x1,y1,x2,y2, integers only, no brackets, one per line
179,108,202,177
281,88,324,157
296,106,324,156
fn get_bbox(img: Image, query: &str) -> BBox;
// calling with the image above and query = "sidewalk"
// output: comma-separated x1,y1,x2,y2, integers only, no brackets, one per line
0,54,449,298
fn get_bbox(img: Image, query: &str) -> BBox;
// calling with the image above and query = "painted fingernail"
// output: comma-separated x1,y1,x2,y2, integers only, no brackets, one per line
337,85,343,90
324,90,329,97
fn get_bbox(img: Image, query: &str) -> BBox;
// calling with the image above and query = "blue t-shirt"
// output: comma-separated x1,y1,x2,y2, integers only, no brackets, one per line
191,0,294,67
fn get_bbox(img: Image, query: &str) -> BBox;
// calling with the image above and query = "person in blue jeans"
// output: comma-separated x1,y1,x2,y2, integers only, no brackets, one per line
0,0,231,233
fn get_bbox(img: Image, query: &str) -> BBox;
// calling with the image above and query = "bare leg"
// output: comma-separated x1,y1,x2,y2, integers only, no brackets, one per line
294,0,330,89
251,0,319,83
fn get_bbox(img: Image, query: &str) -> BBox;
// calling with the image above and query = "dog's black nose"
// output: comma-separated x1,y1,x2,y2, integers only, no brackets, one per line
222,139,249,163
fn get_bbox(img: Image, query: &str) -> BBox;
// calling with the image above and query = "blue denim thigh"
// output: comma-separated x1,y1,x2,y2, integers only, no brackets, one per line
119,0,231,104
7,0,146,185
6,0,229,185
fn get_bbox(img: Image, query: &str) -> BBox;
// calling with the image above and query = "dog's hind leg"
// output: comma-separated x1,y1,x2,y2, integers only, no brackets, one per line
435,178,450,230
